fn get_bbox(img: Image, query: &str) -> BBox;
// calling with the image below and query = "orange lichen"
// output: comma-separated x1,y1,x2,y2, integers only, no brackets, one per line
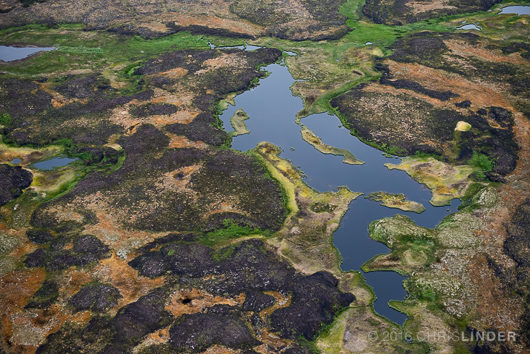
167,133,209,149
165,289,244,317
385,60,513,110
444,39,527,65
93,255,165,309
0,269,46,352
158,67,189,79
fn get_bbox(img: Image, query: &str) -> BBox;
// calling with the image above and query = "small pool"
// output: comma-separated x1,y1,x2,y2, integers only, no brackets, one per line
32,157,77,170
499,6,530,15
457,24,481,31
0,45,55,62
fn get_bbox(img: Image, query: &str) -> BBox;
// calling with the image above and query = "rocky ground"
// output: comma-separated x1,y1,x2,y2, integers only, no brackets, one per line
0,0,528,353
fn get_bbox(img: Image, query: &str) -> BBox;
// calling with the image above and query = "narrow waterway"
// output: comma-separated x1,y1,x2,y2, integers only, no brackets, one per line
220,61,460,325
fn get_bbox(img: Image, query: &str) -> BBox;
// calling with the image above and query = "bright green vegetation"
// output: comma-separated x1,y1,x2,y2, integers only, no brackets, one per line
252,0,462,118
230,109,251,136
0,113,12,127
0,25,247,81
200,220,265,247
468,152,494,172
340,0,456,48
343,19,452,50
363,214,437,274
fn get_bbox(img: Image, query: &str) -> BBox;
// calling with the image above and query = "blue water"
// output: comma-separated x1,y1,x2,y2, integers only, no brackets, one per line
32,157,77,170
208,43,262,51
499,6,530,15
11,158,21,164
0,45,55,62
220,62,460,325
457,24,481,31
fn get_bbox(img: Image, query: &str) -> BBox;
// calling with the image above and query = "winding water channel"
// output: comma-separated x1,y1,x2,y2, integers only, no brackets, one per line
220,60,460,325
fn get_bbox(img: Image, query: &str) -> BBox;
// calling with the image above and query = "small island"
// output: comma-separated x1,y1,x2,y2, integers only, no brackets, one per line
230,108,250,136
301,127,364,165
366,192,426,213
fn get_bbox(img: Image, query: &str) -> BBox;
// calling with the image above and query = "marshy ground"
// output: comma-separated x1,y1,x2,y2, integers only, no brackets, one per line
0,0,529,353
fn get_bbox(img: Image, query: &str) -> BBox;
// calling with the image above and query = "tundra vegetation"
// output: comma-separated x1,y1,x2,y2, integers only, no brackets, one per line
0,0,528,353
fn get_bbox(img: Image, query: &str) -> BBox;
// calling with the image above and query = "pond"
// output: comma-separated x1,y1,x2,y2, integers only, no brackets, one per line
32,157,77,170
499,6,530,15
457,24,481,31
220,61,460,325
0,45,55,62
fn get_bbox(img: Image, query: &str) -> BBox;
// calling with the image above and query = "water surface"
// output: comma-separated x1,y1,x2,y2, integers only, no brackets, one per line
0,45,55,62
32,157,77,170
457,24,481,31
220,62,460,325
499,6,530,15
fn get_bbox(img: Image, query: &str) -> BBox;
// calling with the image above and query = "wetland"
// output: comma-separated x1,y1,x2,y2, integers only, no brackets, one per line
0,0,528,353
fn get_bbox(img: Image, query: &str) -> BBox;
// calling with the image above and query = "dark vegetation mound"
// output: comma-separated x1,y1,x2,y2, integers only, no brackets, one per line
0,78,52,121
26,228,54,244
269,271,355,339
165,112,229,146
363,0,502,25
169,305,259,352
55,74,113,99
25,279,59,309
38,238,354,352
30,124,285,233
0,75,152,146
331,32,523,179
0,164,32,205
38,288,173,353
25,234,110,271
8,44,352,353
131,239,355,341
503,200,530,348
130,103,178,117
69,283,122,313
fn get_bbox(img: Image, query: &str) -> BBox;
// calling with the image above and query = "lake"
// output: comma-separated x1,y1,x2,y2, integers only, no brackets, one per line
220,60,460,325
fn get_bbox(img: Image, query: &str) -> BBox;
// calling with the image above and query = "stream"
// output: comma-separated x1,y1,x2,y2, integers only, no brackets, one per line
220,61,460,325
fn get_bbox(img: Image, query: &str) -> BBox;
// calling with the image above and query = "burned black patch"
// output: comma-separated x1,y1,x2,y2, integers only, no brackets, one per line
69,283,122,313
130,103,178,117
54,74,113,99
0,164,33,206
363,0,501,25
169,305,260,352
25,235,110,271
165,112,229,146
